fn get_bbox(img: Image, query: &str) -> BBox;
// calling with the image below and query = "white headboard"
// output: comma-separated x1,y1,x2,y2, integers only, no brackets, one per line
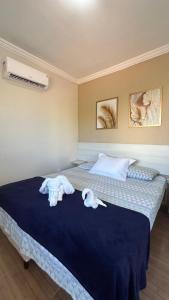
77,142,169,175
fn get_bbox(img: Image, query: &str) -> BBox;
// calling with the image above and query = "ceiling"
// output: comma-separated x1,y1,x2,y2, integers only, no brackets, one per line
0,0,169,79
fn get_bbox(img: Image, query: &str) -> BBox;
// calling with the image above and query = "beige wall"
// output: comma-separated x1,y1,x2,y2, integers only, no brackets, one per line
78,53,169,145
0,47,78,185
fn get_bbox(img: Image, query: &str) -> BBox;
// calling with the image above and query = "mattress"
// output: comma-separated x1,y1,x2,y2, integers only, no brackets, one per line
0,168,166,300
47,167,166,229
0,177,150,300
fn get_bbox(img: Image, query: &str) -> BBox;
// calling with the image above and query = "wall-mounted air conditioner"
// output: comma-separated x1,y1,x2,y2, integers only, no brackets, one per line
2,57,49,90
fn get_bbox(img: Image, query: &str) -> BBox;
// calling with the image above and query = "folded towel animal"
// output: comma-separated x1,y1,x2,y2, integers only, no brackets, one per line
82,188,107,209
39,175,74,207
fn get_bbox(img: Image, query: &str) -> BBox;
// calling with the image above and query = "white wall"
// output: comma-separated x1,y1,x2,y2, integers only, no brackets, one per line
0,47,78,185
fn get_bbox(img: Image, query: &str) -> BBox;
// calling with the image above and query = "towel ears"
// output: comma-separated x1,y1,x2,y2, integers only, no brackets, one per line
39,178,50,194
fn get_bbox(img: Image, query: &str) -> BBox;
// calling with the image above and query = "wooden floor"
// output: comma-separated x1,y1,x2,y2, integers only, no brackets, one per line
0,210,169,300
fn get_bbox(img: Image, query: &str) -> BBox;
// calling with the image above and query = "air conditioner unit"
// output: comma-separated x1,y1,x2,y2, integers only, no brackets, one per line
3,57,49,90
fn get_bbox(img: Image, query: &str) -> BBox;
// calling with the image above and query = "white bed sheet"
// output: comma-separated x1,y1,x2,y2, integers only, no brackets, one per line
47,167,166,229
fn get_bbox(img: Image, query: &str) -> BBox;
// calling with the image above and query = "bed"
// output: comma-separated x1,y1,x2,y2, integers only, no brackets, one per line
0,166,166,300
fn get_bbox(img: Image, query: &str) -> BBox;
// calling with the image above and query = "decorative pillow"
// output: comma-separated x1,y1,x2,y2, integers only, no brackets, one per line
98,153,136,166
79,161,95,170
127,165,159,181
89,156,131,181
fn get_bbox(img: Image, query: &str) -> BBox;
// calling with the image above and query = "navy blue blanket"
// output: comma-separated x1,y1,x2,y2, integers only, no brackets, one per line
0,177,150,300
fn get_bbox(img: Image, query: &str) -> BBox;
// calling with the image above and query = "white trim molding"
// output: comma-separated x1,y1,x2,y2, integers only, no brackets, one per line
77,142,169,175
77,44,169,84
1,37,169,84
0,37,77,83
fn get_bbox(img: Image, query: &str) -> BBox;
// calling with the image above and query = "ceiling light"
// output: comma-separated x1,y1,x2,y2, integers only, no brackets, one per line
61,0,96,10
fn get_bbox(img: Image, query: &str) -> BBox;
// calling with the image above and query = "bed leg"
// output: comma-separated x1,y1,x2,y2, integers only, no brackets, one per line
24,261,29,270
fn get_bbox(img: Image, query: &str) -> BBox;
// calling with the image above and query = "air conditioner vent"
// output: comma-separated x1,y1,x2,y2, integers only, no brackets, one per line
3,57,49,90
9,73,46,88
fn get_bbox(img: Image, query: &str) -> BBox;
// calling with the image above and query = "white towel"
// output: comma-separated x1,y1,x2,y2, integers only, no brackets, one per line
39,175,75,207
82,188,107,209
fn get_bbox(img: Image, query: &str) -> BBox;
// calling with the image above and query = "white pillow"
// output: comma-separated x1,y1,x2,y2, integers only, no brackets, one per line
98,153,136,166
89,156,130,181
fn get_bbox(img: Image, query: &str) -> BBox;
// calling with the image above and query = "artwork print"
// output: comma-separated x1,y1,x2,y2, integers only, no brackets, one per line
129,88,161,127
96,98,118,129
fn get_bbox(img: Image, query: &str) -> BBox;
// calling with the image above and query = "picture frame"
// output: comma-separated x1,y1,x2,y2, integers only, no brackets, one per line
96,97,118,129
129,88,162,127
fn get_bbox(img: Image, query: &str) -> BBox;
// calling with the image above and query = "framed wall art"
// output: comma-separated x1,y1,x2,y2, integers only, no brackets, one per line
96,97,118,129
129,88,162,127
